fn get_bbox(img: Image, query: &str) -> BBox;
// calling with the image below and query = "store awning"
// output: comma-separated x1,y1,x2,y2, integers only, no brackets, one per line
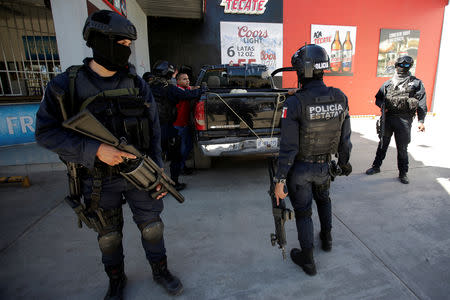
136,0,204,19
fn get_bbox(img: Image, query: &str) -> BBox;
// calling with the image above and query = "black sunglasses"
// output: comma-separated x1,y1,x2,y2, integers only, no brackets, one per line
398,63,411,68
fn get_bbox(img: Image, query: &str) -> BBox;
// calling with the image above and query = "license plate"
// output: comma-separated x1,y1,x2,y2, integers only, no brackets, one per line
256,137,278,149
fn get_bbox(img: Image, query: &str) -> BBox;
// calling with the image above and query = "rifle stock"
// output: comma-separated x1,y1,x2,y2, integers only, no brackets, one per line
62,109,185,203
53,86,86,227
267,157,293,260
379,103,386,148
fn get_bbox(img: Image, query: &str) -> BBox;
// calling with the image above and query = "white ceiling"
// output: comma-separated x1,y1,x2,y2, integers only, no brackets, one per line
0,0,204,19
136,0,203,19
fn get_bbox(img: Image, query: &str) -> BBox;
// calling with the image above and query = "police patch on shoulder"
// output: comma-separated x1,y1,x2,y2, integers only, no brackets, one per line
307,103,344,120
281,107,287,118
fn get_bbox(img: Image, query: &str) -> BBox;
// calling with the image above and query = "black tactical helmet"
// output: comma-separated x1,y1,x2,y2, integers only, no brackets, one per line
291,44,330,78
395,55,414,68
83,10,137,45
142,72,154,82
152,60,176,78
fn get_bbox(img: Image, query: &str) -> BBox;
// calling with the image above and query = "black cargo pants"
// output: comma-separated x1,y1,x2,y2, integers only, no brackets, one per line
372,114,412,174
287,161,332,250
82,176,166,267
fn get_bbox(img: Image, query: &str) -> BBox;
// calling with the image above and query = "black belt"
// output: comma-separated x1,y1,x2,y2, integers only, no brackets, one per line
296,154,331,163
386,111,414,118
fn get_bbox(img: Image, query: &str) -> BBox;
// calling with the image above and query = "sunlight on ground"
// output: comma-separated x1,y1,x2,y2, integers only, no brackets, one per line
437,178,450,195
351,116,450,169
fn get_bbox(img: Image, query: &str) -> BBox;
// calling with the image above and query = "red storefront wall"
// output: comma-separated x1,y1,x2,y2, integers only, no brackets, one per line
283,0,448,115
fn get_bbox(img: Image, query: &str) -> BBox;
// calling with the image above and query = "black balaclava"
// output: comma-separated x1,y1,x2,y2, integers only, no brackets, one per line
90,33,131,71
395,65,411,76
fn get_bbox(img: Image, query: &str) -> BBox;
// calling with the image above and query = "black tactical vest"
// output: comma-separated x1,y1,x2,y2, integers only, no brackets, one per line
69,66,152,152
385,76,417,114
295,88,347,159
148,78,177,125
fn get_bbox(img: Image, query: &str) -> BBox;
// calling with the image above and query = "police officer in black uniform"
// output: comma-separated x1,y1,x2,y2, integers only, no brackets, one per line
274,44,352,276
366,56,427,184
35,10,183,298
148,60,205,190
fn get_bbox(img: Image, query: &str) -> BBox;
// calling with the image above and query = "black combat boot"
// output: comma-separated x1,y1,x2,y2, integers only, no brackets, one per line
290,248,317,276
104,263,127,300
320,231,332,252
399,172,409,184
171,177,187,191
150,256,183,295
365,166,380,175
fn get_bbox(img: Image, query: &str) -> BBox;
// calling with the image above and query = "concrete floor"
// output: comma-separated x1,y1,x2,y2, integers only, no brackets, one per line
0,117,449,300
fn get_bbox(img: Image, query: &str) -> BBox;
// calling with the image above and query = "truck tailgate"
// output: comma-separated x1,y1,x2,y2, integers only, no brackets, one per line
205,92,285,131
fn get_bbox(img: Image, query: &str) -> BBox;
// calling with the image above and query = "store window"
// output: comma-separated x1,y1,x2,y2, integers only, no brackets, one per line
0,0,60,99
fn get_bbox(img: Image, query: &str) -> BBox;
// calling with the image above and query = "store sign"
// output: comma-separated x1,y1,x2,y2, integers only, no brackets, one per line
0,104,39,147
220,21,283,73
311,24,357,76
103,0,127,16
220,0,269,15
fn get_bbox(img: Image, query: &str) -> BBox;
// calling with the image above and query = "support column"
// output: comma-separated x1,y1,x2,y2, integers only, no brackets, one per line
50,0,90,71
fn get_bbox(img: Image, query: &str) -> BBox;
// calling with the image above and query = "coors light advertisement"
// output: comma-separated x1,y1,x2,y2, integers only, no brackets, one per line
220,21,283,73
311,24,357,76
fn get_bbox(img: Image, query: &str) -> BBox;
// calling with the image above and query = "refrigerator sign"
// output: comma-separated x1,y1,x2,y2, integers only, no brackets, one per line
0,104,39,147
220,0,269,15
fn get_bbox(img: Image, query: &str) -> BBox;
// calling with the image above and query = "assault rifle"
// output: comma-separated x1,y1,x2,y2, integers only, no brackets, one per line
376,102,386,148
62,109,185,203
52,84,90,228
267,157,293,260
64,161,84,228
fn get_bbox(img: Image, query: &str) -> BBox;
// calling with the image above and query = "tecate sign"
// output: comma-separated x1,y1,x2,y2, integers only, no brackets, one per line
220,0,269,15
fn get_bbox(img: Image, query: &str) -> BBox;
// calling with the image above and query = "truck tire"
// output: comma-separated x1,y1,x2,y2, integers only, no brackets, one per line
193,144,212,169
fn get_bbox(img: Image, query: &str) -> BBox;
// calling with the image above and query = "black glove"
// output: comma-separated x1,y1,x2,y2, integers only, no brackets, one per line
339,163,352,176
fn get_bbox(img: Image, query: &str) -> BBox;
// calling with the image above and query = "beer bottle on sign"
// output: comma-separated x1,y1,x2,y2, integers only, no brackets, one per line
330,31,343,72
342,31,353,72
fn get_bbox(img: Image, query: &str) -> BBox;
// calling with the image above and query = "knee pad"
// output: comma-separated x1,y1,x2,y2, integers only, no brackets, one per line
98,231,122,255
295,208,312,219
139,218,164,244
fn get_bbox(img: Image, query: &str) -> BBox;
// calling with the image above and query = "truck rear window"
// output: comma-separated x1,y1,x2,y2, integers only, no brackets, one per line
201,65,272,89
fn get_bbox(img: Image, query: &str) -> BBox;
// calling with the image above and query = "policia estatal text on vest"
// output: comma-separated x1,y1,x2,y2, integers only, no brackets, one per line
274,44,352,276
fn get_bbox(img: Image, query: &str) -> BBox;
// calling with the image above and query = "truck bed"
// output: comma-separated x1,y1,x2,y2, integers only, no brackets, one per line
195,89,289,156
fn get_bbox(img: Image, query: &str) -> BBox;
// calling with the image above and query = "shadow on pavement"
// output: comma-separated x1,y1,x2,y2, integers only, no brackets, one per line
0,131,448,299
